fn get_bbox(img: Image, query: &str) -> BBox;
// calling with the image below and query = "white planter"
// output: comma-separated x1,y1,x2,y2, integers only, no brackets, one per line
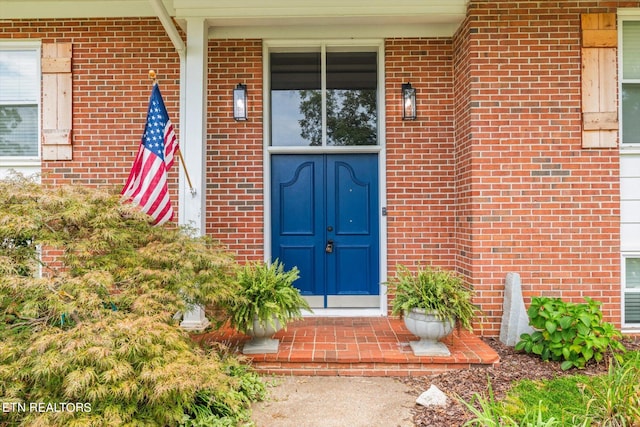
242,317,283,354
403,308,455,356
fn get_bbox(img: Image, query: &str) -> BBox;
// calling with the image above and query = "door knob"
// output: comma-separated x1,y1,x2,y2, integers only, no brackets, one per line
325,239,334,253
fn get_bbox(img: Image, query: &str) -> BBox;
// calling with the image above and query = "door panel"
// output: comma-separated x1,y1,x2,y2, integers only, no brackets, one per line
271,154,379,308
326,156,379,302
333,161,371,235
279,161,316,235
271,156,324,298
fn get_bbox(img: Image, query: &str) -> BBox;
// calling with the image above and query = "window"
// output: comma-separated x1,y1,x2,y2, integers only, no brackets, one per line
270,46,378,147
623,257,640,324
0,46,40,158
622,20,640,145
620,14,640,327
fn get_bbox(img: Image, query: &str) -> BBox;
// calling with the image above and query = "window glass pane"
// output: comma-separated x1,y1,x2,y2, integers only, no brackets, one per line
1,49,38,157
626,258,640,289
622,84,640,144
326,52,377,146
623,21,640,80
271,52,321,146
625,293,640,323
0,50,38,102
0,105,38,157
625,258,640,323
270,49,379,147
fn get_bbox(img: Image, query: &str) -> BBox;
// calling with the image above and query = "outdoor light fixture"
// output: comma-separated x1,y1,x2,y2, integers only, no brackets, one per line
402,82,416,120
233,83,247,121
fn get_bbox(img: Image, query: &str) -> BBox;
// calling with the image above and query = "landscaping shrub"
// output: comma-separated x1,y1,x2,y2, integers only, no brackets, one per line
515,296,626,370
0,174,264,426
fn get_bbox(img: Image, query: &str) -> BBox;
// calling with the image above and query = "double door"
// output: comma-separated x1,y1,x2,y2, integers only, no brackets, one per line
271,154,380,308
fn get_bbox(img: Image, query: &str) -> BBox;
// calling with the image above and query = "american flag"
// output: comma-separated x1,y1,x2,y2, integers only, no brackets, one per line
121,84,177,225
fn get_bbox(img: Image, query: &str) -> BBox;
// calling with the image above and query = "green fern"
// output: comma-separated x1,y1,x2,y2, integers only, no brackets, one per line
226,260,311,334
388,264,479,331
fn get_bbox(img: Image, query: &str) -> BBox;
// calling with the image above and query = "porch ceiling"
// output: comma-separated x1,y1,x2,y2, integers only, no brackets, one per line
1,0,469,37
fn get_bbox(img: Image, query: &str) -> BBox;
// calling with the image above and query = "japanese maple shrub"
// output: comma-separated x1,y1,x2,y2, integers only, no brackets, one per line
0,174,264,426
516,296,626,370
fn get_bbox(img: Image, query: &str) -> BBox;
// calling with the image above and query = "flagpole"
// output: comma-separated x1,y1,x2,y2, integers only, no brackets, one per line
177,149,195,195
149,70,196,196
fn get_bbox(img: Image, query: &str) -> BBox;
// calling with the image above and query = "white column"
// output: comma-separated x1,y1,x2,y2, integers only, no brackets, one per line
179,17,210,331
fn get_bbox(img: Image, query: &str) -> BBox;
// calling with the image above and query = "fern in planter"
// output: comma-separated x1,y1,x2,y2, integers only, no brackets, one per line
226,260,311,334
389,264,479,332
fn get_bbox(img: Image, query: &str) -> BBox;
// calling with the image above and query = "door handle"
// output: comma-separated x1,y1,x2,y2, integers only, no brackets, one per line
325,239,334,253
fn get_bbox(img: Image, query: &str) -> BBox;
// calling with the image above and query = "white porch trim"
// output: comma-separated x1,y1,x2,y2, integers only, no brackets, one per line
3,0,469,38
178,17,208,235
177,17,210,331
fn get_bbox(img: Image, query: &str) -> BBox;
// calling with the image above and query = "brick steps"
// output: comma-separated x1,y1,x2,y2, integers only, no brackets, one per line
200,317,500,377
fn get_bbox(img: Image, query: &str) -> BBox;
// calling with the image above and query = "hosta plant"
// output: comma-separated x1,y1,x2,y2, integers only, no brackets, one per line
0,173,264,426
515,296,626,370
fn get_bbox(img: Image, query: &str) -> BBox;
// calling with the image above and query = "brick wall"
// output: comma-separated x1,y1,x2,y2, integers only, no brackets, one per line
205,40,264,262
4,2,638,335
384,39,457,308
454,0,640,334
0,18,181,196
453,13,475,287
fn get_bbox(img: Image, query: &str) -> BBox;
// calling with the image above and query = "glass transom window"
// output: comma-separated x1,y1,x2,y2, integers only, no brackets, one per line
0,48,39,158
270,47,378,147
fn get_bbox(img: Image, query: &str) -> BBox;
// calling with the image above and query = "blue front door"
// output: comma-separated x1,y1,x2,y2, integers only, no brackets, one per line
271,154,380,308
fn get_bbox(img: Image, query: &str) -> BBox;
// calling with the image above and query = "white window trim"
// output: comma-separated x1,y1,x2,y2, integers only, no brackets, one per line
0,40,42,172
622,253,640,331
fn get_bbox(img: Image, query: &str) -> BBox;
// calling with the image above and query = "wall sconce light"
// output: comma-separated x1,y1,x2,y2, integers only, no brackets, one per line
402,82,416,120
233,83,248,121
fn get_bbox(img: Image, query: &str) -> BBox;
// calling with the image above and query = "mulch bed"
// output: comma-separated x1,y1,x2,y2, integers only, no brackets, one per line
400,336,640,427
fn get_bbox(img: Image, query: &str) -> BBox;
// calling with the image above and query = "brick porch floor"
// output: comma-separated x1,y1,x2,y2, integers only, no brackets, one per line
199,317,500,376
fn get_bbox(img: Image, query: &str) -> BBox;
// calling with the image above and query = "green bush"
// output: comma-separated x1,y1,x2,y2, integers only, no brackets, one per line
516,297,626,370
0,174,264,426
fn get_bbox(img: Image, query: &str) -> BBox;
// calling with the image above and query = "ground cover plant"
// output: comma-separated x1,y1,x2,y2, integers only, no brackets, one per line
0,174,265,426
404,337,640,426
460,351,640,426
